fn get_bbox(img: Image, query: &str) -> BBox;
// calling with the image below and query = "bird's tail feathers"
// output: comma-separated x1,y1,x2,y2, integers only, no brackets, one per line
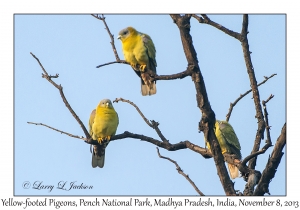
141,82,156,96
92,145,105,168
227,163,239,179
141,75,156,96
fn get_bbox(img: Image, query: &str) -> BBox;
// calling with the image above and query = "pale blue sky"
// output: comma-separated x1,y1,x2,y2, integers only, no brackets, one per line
14,14,286,196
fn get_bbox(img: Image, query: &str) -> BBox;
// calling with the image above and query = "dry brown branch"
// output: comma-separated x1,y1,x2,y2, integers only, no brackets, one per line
156,147,205,196
97,60,193,81
226,74,277,122
113,97,169,143
26,119,211,157
238,94,274,195
241,149,267,167
170,14,236,196
114,97,152,127
240,15,266,170
91,14,120,61
155,68,193,80
113,131,213,157
192,14,241,40
27,122,88,141
30,52,91,140
112,132,210,157
196,14,275,174
254,123,286,195
262,94,274,145
96,60,128,68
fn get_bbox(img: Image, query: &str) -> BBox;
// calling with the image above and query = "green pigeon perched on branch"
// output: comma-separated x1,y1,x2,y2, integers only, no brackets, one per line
205,120,242,179
89,99,119,168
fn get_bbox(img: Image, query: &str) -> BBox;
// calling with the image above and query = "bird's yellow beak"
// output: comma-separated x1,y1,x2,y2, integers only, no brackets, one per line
105,102,109,108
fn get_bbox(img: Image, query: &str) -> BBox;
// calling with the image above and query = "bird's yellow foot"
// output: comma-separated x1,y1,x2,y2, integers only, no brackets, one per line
130,64,138,71
106,136,111,141
139,64,146,72
97,137,105,144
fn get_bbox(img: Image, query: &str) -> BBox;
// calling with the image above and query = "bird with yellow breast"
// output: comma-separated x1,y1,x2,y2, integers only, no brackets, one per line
118,26,157,96
89,99,119,168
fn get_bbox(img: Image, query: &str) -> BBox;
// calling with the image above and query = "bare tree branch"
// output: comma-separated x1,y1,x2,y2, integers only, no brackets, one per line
91,14,120,61
114,98,152,127
254,123,286,195
262,94,274,146
195,14,271,172
96,60,193,81
226,74,277,122
114,97,169,144
241,149,267,167
240,95,275,195
112,132,211,157
27,119,212,157
96,60,128,68
155,66,193,81
170,14,236,196
157,147,205,196
239,15,266,170
192,14,242,40
30,52,91,139
27,122,88,141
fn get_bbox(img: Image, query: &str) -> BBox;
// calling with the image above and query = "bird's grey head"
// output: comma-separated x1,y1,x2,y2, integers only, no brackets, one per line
99,99,113,108
118,27,135,40
118,28,130,40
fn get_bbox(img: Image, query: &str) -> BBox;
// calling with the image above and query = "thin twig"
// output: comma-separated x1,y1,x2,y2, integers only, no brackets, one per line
48,74,59,78
156,147,204,196
262,94,274,145
30,52,90,139
27,122,88,141
241,148,267,166
113,98,169,143
96,60,128,68
254,123,286,195
226,74,277,122
240,15,266,170
91,14,120,61
114,98,152,127
192,14,241,40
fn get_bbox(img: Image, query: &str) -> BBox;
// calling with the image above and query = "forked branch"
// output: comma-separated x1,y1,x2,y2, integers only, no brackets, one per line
27,121,87,141
240,15,266,169
192,14,242,40
91,14,120,61
157,147,205,196
170,14,236,196
30,52,90,139
254,123,286,195
226,74,277,122
114,97,169,143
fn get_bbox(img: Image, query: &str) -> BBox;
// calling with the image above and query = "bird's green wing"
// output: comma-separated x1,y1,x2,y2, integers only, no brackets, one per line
218,120,242,159
89,109,96,138
141,33,157,72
